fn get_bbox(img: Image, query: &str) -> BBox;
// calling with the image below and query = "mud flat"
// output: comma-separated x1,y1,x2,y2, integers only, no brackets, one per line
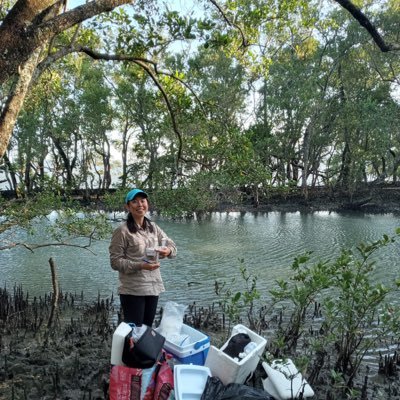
0,286,399,399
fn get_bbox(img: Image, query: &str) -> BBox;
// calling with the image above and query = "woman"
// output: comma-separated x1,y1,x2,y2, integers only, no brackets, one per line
109,188,177,326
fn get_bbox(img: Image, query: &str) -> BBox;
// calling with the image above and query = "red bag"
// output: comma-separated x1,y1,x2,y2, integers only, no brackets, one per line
109,365,159,400
153,359,174,400
109,352,174,400
109,365,142,400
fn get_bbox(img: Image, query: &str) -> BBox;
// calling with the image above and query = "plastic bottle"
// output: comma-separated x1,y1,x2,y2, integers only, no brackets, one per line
129,323,148,341
238,342,257,359
244,341,257,354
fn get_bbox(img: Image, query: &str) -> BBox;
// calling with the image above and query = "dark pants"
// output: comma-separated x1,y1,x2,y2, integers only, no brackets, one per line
120,294,159,327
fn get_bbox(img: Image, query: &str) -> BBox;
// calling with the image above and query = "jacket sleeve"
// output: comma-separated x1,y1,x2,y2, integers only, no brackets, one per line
109,228,142,273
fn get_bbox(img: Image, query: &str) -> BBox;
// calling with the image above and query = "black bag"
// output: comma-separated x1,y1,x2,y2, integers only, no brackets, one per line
122,325,165,369
200,376,274,400
223,333,251,358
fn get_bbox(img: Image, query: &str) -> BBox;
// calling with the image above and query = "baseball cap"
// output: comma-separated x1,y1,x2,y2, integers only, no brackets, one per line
125,189,148,204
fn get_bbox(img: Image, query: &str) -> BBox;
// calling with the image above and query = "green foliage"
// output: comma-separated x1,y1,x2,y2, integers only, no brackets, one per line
267,231,400,393
47,209,112,242
214,260,260,330
320,234,400,387
270,252,331,355
0,191,112,250
103,189,127,212
212,231,400,396
7,0,400,199
1,191,64,234
151,183,217,218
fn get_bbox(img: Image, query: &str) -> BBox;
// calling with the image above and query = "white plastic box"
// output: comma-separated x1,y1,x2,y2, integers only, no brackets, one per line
204,324,267,385
163,324,210,365
174,364,211,400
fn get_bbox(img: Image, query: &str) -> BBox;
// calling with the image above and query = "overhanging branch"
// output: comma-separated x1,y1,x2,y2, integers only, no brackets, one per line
77,46,190,168
333,0,400,52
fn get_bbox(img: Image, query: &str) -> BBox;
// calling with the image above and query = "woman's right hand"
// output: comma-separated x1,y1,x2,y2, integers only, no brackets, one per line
141,261,160,271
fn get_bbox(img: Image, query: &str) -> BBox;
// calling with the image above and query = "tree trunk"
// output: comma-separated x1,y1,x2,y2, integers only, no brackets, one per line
302,122,312,200
0,0,132,160
339,140,352,189
0,48,42,159
0,0,132,85
51,136,76,189
121,119,130,188
389,149,400,184
2,153,19,196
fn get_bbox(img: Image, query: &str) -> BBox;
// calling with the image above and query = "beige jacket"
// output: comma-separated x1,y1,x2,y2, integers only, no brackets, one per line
109,221,177,296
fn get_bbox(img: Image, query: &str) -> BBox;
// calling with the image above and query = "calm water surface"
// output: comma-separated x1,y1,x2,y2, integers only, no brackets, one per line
1,211,400,308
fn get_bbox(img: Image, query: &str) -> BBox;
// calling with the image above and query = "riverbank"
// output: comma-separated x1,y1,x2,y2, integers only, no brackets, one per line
1,287,400,400
2,184,400,215
231,185,400,214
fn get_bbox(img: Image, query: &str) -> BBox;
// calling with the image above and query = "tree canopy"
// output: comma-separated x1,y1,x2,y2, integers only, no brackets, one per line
0,0,399,210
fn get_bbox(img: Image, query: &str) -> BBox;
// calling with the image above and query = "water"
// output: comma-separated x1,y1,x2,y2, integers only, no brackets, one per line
1,211,400,308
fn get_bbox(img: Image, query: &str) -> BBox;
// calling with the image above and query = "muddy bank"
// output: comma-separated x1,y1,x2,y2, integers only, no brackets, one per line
0,290,115,399
228,185,400,214
1,287,400,400
3,184,400,215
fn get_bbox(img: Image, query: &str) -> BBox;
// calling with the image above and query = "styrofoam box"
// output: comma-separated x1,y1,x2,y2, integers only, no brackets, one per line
163,324,210,365
110,322,132,366
204,324,267,385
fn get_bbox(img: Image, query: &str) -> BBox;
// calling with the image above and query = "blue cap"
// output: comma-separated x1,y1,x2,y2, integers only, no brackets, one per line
125,189,148,204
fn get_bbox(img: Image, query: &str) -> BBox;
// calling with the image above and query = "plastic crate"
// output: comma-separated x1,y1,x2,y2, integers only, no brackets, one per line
204,324,267,385
163,324,210,365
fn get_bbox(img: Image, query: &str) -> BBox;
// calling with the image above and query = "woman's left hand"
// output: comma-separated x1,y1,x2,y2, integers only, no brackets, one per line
157,246,171,259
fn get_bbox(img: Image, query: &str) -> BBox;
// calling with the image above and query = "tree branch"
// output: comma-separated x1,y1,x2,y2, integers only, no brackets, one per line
0,241,97,254
208,0,249,49
47,257,60,328
0,0,132,85
39,43,199,174
77,46,186,169
33,0,132,44
333,0,400,52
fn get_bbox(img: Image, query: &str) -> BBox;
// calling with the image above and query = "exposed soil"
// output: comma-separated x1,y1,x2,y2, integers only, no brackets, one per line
1,288,400,400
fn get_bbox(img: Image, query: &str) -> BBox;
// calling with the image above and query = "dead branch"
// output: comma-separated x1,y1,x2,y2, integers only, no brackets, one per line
47,257,59,328
0,241,97,254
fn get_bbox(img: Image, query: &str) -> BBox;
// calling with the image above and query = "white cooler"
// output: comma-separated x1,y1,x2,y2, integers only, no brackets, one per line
204,324,267,385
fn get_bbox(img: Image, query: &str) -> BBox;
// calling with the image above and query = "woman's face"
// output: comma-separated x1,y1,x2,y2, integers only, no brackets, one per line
126,195,149,219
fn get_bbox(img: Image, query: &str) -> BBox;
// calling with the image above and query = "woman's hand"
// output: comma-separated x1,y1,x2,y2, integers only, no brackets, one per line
141,261,160,271
157,247,171,259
